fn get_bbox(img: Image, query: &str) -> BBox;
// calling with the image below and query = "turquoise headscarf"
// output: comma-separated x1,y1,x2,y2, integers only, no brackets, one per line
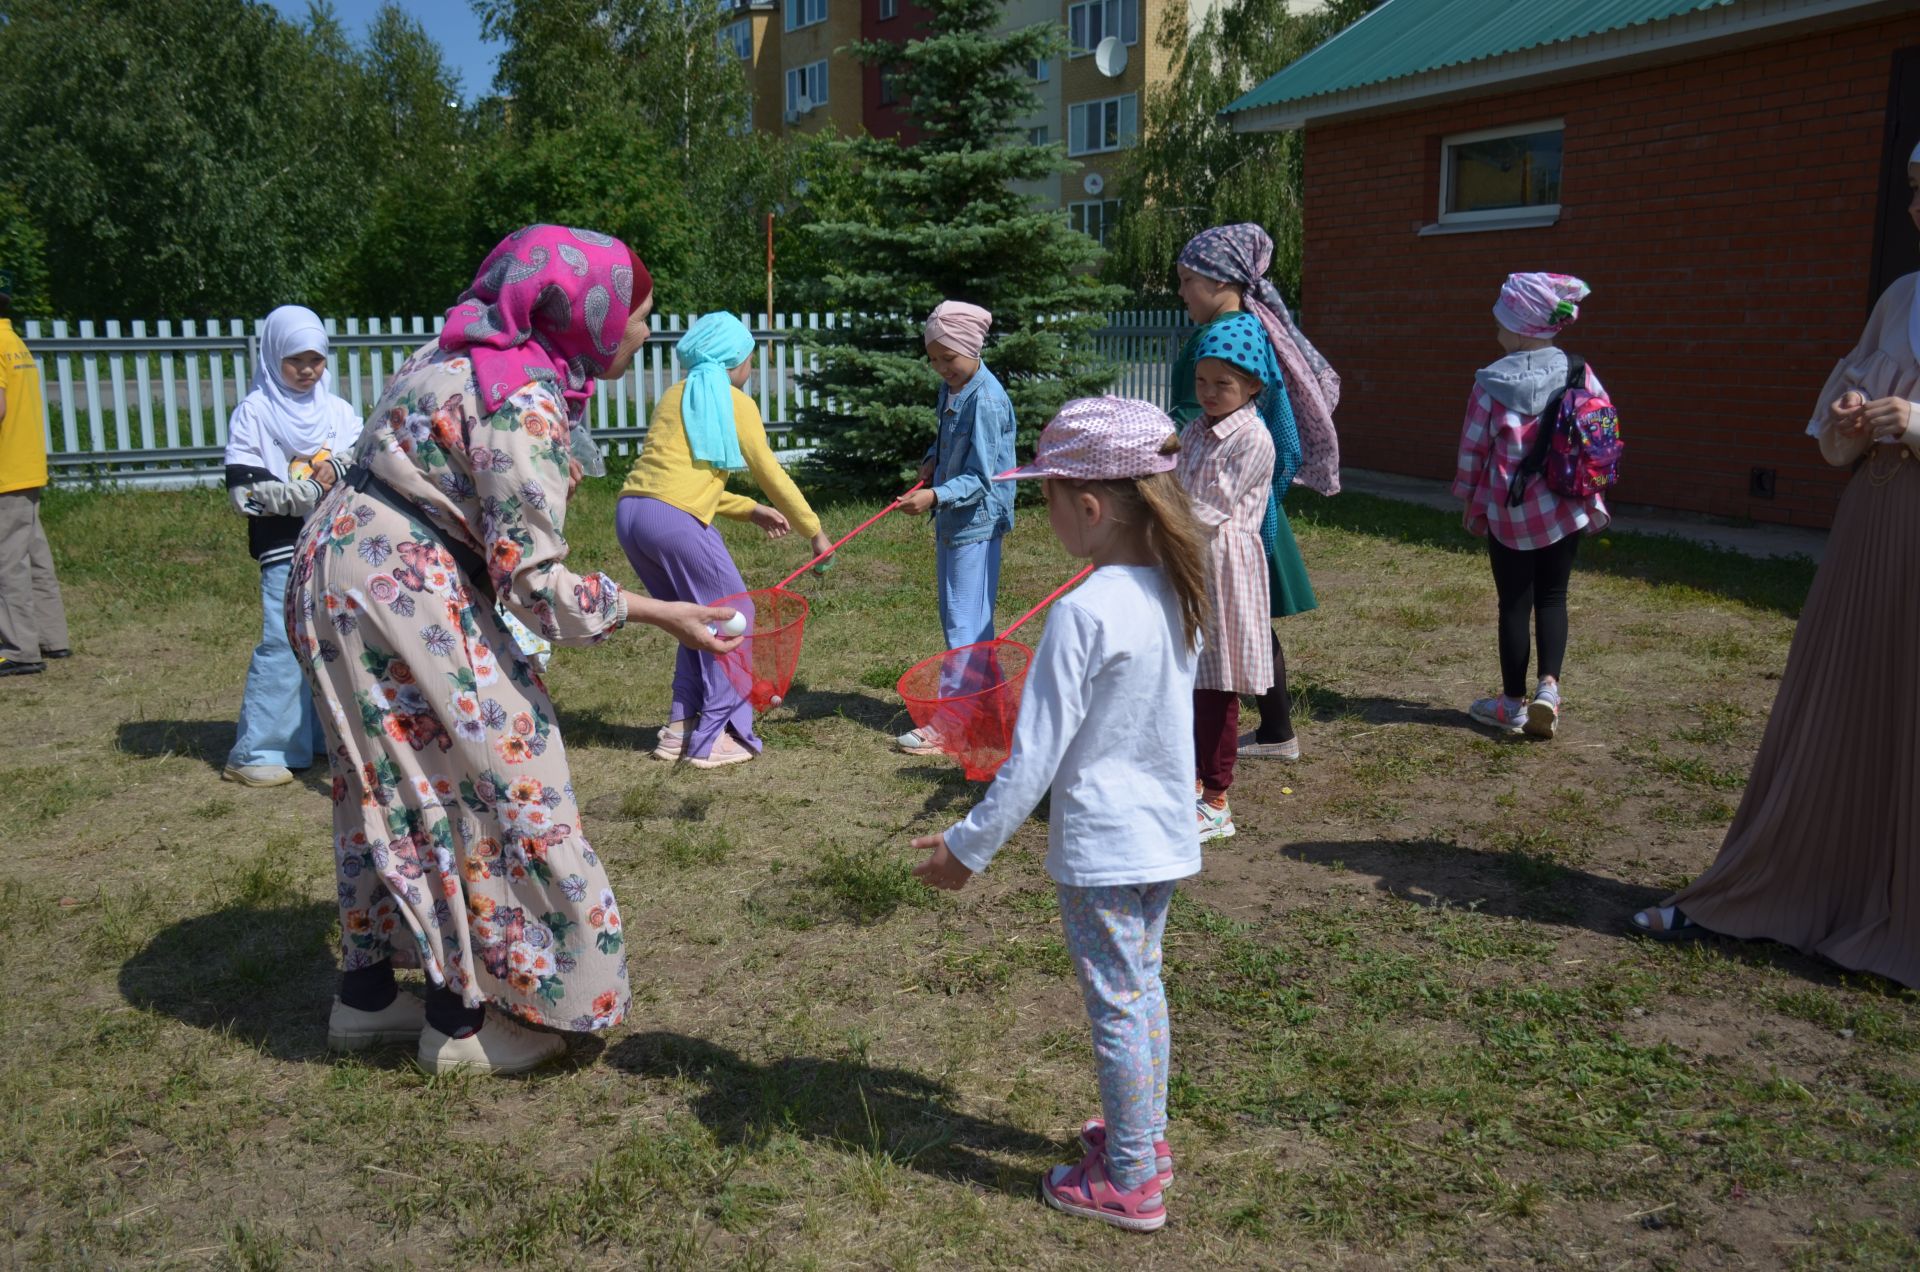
677,313,755,471
1189,310,1304,561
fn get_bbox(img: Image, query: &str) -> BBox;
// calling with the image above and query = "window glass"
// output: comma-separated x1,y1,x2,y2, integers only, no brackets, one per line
1444,126,1562,216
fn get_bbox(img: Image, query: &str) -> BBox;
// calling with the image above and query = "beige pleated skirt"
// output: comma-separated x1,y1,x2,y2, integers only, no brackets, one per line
1668,450,1918,989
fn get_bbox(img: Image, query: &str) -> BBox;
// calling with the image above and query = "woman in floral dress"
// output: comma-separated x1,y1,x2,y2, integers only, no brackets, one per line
290,226,740,1075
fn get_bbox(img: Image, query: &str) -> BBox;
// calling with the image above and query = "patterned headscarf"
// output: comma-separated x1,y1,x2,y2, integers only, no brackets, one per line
1493,272,1590,339
1179,223,1341,495
440,225,653,422
676,312,755,471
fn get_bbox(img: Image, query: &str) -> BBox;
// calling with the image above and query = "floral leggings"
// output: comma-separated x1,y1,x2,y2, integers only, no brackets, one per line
1056,881,1176,1191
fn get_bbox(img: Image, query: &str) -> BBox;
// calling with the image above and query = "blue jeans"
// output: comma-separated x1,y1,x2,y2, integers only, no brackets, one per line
936,534,1003,650
228,561,324,770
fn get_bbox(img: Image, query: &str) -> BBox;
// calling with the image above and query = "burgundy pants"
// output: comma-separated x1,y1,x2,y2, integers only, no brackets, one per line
1193,689,1240,795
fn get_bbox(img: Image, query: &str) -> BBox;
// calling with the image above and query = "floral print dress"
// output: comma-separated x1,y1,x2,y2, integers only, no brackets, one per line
289,341,632,1031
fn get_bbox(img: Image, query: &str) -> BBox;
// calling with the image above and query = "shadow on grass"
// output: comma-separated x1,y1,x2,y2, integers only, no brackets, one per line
1290,490,1818,618
894,761,985,819
114,717,331,791
606,1031,1059,1193
781,684,905,734
1281,836,1888,986
557,708,663,754
119,900,341,1063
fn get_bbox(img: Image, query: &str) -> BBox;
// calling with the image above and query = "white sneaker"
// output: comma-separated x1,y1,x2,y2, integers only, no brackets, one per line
1196,798,1235,843
223,763,294,787
327,993,426,1051
1525,683,1560,739
418,1013,567,1075
651,722,686,761
894,728,943,756
1236,732,1301,760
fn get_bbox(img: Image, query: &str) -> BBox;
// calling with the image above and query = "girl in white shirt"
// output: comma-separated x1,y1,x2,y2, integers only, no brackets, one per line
912,396,1210,1233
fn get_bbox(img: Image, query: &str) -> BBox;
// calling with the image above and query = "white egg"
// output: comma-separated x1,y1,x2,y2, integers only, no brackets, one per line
717,610,749,637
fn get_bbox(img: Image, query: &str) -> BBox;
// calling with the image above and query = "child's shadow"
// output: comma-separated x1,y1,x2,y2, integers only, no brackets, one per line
605,1031,1059,1194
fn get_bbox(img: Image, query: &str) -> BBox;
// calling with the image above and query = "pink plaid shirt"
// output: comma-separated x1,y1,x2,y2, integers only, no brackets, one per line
1451,367,1611,551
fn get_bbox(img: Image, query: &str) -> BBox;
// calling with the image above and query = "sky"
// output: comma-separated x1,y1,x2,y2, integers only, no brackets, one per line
266,0,505,101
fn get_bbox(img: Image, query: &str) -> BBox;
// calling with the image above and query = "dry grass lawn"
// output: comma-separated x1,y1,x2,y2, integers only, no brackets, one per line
2,477,1915,1269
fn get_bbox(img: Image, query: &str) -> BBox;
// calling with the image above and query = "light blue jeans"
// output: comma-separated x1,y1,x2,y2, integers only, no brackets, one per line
936,534,1003,650
228,560,324,771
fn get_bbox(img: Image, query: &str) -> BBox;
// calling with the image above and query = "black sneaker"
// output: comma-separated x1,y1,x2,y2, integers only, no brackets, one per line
0,656,46,676
40,648,71,660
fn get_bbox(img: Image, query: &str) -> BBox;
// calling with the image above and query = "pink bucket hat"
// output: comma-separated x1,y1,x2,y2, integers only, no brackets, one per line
996,396,1179,482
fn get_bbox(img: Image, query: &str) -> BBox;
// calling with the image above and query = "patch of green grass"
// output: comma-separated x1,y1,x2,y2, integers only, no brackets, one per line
800,843,937,924
1674,701,1751,746
659,824,734,868
191,794,238,821
6,764,109,826
1618,740,1748,791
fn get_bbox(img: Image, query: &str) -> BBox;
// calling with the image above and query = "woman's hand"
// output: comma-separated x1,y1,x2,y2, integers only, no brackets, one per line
917,457,936,484
750,505,791,540
898,488,936,516
1864,396,1916,445
910,833,973,891
310,457,339,490
622,591,745,655
1829,390,1869,436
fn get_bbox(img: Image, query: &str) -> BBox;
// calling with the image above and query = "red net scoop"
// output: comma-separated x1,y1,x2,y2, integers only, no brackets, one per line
711,587,808,712
895,639,1034,780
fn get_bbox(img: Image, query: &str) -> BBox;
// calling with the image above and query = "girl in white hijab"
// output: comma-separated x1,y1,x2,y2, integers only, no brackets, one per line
222,304,363,787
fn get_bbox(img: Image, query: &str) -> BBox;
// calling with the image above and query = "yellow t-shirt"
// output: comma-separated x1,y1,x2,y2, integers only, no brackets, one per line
619,382,821,539
0,320,47,494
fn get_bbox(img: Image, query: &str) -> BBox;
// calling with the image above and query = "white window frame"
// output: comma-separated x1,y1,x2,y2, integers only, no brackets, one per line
1067,0,1139,58
1027,125,1050,146
878,0,898,18
785,60,829,116
1436,119,1564,227
785,0,827,34
1067,93,1137,157
1028,57,1051,83
1069,199,1123,246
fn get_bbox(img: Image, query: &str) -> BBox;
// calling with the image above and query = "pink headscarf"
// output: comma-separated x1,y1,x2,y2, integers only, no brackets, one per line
440,225,652,421
1493,272,1590,340
1179,223,1342,496
924,301,993,360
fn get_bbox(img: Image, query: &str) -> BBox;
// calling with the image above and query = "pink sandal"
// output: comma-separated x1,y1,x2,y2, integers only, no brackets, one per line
1079,1117,1174,1188
1040,1147,1167,1232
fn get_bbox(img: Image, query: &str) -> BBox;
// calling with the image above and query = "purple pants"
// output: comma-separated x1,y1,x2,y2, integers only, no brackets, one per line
615,496,761,759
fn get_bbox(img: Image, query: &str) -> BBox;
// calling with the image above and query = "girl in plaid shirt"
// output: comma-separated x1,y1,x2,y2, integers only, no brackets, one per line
1453,272,1609,739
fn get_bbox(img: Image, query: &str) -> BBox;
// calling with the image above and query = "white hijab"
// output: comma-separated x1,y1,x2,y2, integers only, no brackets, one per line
226,305,358,476
1910,139,1920,363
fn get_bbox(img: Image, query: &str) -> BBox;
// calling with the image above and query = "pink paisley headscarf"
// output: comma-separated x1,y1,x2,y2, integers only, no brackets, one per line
1493,272,1590,339
1179,223,1342,496
440,225,653,421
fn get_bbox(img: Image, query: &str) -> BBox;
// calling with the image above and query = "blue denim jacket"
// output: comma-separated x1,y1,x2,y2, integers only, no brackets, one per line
923,362,1016,547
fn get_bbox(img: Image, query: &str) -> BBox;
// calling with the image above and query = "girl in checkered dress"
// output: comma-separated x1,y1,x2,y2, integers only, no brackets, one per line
1176,313,1295,842
1452,273,1610,739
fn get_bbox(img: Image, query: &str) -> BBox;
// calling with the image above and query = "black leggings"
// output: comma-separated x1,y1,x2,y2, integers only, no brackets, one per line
1255,630,1294,744
1487,534,1580,699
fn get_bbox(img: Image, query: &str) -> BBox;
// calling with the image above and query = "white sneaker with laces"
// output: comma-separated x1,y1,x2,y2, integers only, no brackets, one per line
1196,798,1235,842
418,1014,567,1075
327,993,426,1051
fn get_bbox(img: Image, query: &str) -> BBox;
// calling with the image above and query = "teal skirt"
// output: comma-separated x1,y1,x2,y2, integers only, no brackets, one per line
1268,503,1317,618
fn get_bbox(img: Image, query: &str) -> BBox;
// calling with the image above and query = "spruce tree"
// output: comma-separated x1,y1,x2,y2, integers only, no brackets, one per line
796,0,1125,491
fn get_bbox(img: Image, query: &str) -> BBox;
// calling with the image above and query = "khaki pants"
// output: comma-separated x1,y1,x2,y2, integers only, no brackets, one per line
0,487,69,660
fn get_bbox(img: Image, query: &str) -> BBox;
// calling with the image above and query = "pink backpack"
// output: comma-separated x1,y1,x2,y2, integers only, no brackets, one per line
1506,355,1623,506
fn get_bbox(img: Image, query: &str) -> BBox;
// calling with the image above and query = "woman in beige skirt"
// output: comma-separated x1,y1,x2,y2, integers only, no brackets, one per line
1629,145,1920,991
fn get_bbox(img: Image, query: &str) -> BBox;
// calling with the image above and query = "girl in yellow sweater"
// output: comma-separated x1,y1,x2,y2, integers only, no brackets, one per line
616,312,831,767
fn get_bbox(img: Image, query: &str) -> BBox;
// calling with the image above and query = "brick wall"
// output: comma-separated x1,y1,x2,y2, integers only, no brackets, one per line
1301,13,1920,528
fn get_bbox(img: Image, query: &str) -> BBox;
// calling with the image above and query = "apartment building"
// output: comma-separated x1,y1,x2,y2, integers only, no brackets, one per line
726,0,1287,241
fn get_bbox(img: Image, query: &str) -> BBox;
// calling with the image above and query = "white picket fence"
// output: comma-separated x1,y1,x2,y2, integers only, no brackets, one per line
19,309,1190,488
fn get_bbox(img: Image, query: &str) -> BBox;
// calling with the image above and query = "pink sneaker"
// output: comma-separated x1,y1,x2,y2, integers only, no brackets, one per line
1040,1148,1167,1232
1078,1117,1174,1187
1467,694,1527,736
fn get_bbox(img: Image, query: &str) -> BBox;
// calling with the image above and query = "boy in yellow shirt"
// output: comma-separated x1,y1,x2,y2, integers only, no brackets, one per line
0,294,68,676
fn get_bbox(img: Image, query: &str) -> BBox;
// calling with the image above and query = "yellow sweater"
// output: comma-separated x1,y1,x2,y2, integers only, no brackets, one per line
619,382,822,538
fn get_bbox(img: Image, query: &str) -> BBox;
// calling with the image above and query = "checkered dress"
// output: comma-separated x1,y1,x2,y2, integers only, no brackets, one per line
1177,405,1275,694
1451,367,1612,551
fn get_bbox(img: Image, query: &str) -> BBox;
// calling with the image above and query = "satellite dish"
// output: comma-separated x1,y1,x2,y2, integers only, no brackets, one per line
1093,36,1128,78
1083,172,1105,196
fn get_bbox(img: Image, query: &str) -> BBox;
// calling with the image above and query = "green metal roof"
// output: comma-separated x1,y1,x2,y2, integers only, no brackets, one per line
1225,0,1738,117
